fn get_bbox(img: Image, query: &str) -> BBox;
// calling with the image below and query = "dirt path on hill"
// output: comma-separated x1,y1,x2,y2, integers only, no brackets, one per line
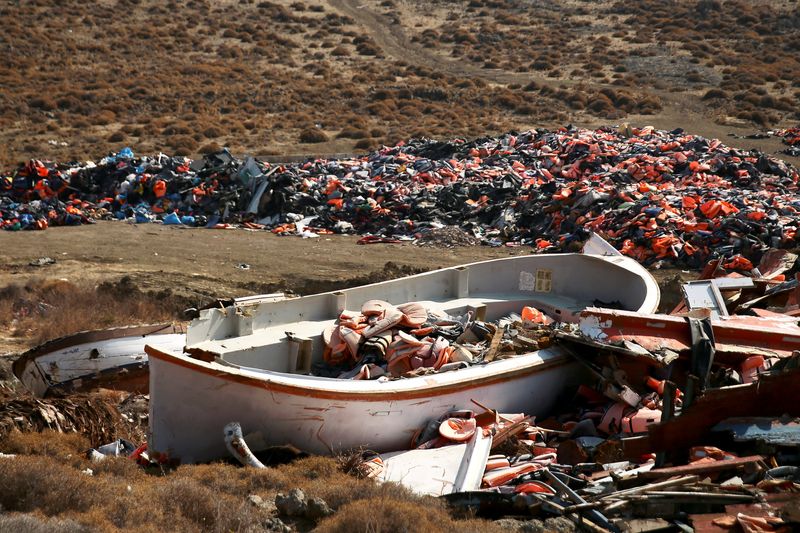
328,0,797,159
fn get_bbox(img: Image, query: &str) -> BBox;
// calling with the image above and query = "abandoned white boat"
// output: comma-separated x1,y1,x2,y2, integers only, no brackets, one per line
12,293,286,398
13,324,185,398
146,235,660,462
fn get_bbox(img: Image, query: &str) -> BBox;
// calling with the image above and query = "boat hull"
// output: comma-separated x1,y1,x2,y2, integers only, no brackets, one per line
147,345,585,461
12,294,286,398
148,239,659,462
13,325,185,397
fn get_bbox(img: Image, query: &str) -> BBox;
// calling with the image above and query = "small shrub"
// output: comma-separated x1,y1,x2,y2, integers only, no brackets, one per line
90,456,146,480
92,110,116,126
0,514,89,533
354,138,373,150
29,96,56,111
587,94,614,114
749,110,772,127
299,128,328,143
199,141,222,154
357,43,379,55
702,88,728,100
172,462,290,495
157,477,221,527
0,430,89,461
0,456,94,515
170,135,198,154
337,128,369,139
686,71,704,83
315,494,505,533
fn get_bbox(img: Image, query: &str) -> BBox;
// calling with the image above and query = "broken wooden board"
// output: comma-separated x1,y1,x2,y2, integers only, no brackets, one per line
636,456,766,481
380,430,491,496
623,368,800,458
577,307,800,364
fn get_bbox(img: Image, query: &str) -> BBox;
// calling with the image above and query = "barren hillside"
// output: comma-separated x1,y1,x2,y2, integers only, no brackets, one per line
1,0,797,166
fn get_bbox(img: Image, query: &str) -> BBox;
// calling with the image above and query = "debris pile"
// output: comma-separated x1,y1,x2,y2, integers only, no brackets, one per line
414,226,481,247
0,390,145,445
776,126,800,157
313,299,553,380
4,245,800,529
3,125,800,267
354,370,800,531
324,253,800,530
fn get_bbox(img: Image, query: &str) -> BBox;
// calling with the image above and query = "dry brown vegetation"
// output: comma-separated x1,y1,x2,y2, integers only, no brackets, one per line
386,0,799,125
0,431,504,532
0,0,563,165
315,496,495,533
2,0,796,167
0,277,184,345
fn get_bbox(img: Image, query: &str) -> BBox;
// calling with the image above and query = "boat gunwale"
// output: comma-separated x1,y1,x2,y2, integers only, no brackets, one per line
169,250,658,400
145,344,573,402
189,252,659,365
218,252,659,317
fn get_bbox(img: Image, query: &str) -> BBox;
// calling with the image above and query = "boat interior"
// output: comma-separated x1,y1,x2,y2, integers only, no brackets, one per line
183,254,653,376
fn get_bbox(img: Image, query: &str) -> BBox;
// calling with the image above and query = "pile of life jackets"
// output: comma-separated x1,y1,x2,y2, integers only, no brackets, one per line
315,301,555,380
2,125,799,269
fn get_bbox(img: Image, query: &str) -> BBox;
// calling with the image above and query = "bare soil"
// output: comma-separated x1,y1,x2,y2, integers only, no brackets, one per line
0,221,518,354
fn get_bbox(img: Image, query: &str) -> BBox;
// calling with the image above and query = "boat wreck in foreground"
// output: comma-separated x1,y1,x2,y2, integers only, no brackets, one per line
13,324,185,397
12,293,286,398
146,235,660,462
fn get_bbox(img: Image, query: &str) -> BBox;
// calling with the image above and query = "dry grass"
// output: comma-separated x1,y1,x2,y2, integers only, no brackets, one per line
299,128,329,143
1,429,90,462
0,456,96,516
0,0,559,164
0,432,506,532
0,277,183,344
0,432,275,531
394,0,799,127
14,0,792,164
316,496,505,533
0,514,89,533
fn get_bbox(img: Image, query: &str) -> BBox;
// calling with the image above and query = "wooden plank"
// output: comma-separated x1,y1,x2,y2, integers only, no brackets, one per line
483,324,503,363
637,456,765,480
579,307,800,361
490,416,532,450
598,475,699,500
